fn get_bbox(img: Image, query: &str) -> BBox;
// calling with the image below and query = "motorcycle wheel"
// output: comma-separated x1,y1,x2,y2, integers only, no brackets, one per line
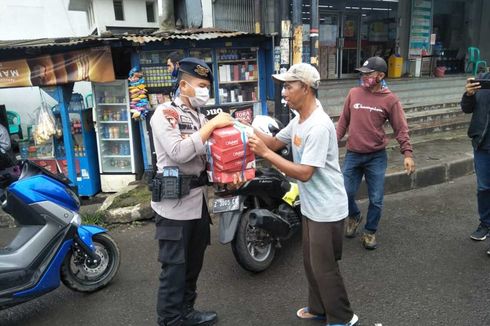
61,233,121,293
231,210,276,273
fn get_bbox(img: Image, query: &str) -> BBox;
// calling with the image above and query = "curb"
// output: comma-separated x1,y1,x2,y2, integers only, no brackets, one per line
356,155,474,199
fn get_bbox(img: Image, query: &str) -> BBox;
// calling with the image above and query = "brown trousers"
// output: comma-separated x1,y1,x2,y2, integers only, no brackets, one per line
302,217,354,324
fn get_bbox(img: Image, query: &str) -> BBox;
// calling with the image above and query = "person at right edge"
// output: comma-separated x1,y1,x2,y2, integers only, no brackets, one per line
150,57,234,326
461,74,490,256
336,56,416,250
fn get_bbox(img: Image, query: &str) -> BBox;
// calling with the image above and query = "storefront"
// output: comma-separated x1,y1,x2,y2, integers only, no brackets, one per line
302,1,399,79
0,30,273,194
300,0,488,79
123,31,272,170
0,44,117,196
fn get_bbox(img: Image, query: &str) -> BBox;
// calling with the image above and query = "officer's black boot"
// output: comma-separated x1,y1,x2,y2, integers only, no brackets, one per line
182,298,217,326
182,309,217,326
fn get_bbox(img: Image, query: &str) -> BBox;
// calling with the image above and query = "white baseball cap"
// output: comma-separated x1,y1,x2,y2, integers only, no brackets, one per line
272,63,320,89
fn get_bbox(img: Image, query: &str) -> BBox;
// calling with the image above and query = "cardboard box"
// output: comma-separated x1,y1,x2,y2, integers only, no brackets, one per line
210,123,253,148
212,157,256,173
207,168,256,183
209,142,253,164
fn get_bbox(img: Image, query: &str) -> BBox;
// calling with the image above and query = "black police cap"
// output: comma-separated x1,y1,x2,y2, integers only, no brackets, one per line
178,57,213,83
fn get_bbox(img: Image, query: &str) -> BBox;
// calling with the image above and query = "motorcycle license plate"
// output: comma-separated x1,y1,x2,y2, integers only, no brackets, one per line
213,196,240,213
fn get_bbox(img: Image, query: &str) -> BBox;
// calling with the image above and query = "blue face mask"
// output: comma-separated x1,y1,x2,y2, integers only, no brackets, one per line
171,67,179,78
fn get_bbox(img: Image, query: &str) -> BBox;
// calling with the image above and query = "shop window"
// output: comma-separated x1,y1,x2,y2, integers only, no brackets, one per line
217,48,259,104
146,1,155,23
113,0,124,21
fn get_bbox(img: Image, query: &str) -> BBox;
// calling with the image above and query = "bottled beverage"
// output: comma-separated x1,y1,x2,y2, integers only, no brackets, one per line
114,126,120,139
124,125,129,137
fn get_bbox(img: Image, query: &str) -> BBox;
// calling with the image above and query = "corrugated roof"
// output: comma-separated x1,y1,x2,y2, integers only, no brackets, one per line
123,31,250,43
0,28,262,50
0,35,110,50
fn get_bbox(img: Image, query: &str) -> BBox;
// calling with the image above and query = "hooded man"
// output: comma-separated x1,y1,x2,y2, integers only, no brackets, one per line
336,56,416,250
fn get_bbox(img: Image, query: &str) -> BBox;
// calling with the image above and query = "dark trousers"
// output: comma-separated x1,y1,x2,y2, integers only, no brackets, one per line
155,202,210,326
302,217,354,325
474,149,490,226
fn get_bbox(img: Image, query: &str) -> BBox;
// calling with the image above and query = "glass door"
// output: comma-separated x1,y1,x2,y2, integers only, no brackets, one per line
320,13,340,79
340,13,361,78
320,12,361,79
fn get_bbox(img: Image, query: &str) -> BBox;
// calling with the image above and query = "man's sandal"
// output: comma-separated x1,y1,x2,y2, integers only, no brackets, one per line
296,307,326,321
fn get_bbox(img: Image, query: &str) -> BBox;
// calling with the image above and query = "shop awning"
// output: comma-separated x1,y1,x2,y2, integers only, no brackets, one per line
0,28,263,51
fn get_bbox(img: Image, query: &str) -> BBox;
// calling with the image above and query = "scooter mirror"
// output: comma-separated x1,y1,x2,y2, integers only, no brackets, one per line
268,123,280,136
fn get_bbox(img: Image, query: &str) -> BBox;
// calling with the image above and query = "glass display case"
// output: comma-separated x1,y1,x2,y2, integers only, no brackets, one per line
28,93,100,196
93,80,141,192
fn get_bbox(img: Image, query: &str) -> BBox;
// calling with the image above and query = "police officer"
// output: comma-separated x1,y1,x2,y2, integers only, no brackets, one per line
150,57,233,326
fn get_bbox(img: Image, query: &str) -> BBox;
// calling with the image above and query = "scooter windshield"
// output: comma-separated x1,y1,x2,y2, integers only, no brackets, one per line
19,161,72,189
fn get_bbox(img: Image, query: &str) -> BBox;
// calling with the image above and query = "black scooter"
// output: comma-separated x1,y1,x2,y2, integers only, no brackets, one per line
212,125,301,273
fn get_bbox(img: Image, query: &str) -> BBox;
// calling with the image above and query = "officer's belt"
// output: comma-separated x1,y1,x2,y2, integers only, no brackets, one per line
155,170,208,189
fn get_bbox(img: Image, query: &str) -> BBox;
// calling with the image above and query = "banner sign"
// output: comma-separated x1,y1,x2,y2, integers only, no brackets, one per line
0,46,115,88
408,0,433,57
202,103,254,124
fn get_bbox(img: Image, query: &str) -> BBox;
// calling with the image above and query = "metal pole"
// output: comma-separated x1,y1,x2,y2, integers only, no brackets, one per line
291,0,303,64
275,0,291,126
310,0,319,67
254,0,262,34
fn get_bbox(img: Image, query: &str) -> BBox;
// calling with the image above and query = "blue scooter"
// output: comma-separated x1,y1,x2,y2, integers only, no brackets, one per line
0,160,120,310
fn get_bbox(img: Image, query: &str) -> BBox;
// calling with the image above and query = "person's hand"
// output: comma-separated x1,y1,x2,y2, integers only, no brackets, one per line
217,172,245,190
465,77,481,96
404,157,416,175
211,112,234,129
228,172,245,190
236,118,251,126
248,134,270,157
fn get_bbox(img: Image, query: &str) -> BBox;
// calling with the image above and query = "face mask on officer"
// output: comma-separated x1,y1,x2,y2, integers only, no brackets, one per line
182,81,210,108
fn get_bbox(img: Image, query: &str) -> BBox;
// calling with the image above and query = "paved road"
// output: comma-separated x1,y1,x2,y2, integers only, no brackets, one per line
1,175,489,326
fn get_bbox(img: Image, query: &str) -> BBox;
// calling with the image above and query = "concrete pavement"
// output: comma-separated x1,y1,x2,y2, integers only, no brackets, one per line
1,174,489,326
345,134,475,199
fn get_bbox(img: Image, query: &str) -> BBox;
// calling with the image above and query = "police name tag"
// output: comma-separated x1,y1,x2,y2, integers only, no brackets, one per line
213,196,240,213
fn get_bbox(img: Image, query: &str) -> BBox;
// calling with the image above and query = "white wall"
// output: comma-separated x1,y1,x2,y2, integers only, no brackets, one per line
0,0,91,134
0,0,89,40
201,0,213,28
93,0,159,33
